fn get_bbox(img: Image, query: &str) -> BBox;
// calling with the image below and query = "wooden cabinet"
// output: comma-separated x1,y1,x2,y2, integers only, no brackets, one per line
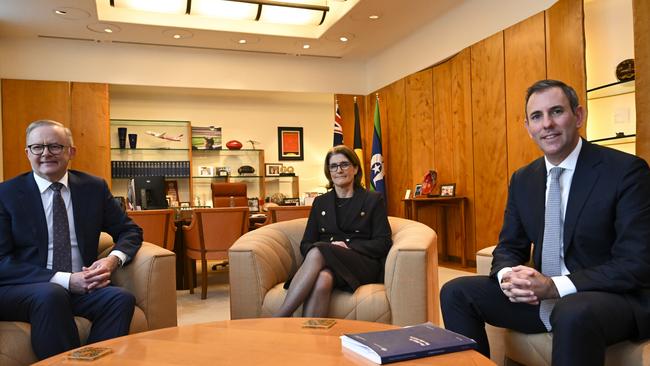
1,79,109,182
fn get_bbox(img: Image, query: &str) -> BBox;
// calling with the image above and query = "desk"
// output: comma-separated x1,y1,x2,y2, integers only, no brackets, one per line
35,318,494,366
403,196,468,266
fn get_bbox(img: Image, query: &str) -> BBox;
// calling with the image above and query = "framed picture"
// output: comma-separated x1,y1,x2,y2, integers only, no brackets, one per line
414,183,423,197
277,127,304,161
247,197,260,213
440,183,456,197
191,126,222,150
265,163,283,177
198,166,214,176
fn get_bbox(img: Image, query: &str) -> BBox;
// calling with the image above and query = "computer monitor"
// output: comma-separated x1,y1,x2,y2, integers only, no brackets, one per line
132,176,168,210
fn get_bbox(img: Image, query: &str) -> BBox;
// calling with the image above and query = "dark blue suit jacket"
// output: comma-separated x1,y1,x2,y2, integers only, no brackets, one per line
491,140,650,339
0,170,142,286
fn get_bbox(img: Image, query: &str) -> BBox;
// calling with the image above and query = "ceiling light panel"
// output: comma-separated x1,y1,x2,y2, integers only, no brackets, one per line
259,5,323,26
191,0,258,21
112,0,186,15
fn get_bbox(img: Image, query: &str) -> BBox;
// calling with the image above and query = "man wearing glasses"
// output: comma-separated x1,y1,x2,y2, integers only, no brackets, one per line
0,120,142,360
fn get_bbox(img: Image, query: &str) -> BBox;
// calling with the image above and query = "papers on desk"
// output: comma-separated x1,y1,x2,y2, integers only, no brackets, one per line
340,322,476,364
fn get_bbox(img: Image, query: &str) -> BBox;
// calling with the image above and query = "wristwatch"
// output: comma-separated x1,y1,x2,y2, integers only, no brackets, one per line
112,255,123,267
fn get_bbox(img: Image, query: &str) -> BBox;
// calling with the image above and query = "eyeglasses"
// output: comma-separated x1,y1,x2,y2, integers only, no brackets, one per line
27,144,68,155
328,161,353,172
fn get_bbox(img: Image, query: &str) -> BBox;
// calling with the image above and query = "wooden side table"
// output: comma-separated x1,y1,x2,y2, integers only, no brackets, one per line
403,196,468,266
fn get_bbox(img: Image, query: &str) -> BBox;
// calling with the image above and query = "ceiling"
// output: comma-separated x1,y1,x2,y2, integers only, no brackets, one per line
0,0,462,61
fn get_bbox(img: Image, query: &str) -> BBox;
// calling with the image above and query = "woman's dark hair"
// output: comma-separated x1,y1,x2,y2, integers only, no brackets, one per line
324,145,363,190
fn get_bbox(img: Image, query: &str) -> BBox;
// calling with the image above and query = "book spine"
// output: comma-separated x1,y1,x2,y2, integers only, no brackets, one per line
382,344,476,364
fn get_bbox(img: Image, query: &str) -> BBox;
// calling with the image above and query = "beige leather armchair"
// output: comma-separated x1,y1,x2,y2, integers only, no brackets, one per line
0,233,178,366
229,216,438,326
476,245,650,366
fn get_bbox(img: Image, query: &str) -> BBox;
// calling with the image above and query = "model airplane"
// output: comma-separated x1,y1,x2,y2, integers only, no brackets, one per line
145,131,183,142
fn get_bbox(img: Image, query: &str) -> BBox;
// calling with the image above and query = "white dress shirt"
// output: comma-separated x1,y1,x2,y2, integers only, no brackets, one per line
34,172,127,290
498,138,582,298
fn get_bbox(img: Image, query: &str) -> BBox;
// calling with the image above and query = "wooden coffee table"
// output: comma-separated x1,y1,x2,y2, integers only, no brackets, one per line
35,318,495,365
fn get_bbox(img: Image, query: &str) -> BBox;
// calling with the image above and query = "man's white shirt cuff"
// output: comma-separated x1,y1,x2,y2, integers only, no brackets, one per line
50,272,72,290
551,275,577,297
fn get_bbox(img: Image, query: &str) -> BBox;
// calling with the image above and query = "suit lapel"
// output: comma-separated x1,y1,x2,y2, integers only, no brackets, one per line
20,174,50,264
529,159,547,267
564,141,601,253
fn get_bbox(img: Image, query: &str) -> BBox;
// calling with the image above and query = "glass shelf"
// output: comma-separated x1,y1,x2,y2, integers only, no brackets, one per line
111,148,188,151
587,79,635,100
588,134,636,144
111,119,189,127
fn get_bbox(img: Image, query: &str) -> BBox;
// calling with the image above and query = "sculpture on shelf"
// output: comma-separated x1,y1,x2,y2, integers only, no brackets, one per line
145,130,183,142
420,170,437,196
247,140,260,149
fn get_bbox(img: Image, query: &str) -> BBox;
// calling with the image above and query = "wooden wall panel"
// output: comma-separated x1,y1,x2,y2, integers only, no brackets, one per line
406,69,435,187
70,82,110,182
504,13,545,177
546,0,587,136
384,80,409,217
634,0,650,162
1,79,71,180
471,32,509,251
450,49,476,262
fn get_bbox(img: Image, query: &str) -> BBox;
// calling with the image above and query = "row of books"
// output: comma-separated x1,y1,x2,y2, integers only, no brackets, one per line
111,160,190,178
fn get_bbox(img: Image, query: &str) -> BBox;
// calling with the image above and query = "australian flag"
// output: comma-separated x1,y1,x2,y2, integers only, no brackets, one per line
370,96,385,198
333,103,344,146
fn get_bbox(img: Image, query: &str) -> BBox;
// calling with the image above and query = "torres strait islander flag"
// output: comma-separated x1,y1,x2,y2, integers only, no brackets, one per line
370,95,385,198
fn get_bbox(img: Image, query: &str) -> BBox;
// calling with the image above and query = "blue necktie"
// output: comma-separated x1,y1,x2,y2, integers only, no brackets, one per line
51,182,72,272
539,167,564,331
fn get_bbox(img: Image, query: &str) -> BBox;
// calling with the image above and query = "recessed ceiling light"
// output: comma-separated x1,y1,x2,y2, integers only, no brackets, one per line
239,39,247,44
303,44,311,49
369,15,380,20
163,29,193,40
87,23,121,34
53,7,90,20
339,36,348,42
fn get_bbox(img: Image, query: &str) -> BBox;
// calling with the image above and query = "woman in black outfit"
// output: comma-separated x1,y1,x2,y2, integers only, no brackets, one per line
274,145,392,317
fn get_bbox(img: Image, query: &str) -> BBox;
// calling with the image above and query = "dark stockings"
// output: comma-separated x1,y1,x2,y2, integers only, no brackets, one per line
274,248,334,317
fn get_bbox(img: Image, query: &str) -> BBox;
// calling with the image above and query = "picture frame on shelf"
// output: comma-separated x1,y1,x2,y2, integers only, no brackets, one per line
265,163,283,177
191,126,222,150
247,197,260,213
277,127,304,161
198,166,214,176
414,183,423,197
440,183,456,197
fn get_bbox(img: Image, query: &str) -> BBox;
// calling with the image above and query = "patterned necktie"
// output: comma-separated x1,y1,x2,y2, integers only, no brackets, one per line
539,167,564,331
51,182,72,272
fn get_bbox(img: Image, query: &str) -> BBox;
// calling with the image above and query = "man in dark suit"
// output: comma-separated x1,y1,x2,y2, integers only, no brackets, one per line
441,80,650,366
0,120,143,359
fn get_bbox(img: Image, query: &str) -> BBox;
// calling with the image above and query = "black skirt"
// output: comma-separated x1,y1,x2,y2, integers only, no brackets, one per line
284,242,383,293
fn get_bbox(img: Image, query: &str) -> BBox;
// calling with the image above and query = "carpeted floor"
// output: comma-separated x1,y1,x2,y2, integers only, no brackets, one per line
176,264,476,325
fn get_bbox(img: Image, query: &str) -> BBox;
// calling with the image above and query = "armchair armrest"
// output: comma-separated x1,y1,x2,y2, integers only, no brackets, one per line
384,218,437,326
229,223,300,319
476,245,497,276
112,242,177,330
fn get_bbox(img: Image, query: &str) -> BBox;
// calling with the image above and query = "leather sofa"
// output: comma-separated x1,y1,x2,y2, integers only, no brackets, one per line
476,245,650,366
0,233,178,366
229,216,438,326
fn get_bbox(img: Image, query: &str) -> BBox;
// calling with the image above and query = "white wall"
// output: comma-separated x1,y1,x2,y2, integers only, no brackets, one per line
109,85,333,200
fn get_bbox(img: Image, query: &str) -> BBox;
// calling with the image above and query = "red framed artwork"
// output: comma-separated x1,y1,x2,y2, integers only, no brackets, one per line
277,127,304,161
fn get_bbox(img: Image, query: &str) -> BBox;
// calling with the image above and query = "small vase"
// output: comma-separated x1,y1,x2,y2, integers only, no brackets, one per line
118,127,127,149
128,133,138,149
